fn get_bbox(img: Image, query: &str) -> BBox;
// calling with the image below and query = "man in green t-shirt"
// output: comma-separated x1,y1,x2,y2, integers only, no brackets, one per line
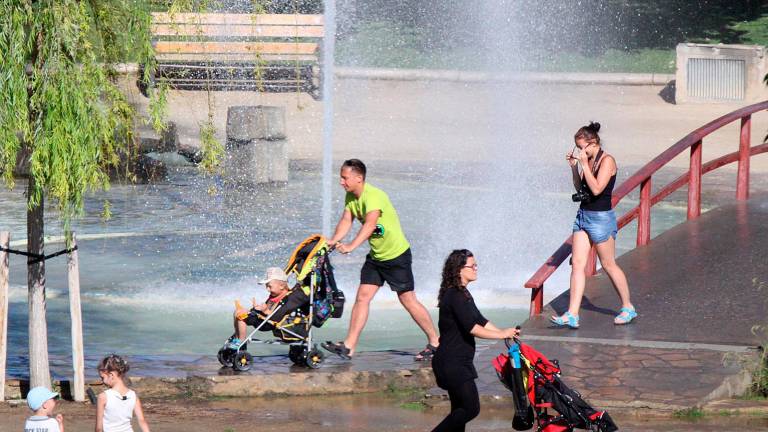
322,159,439,361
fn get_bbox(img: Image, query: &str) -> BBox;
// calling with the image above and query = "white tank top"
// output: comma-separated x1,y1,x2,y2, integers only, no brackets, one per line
102,389,136,432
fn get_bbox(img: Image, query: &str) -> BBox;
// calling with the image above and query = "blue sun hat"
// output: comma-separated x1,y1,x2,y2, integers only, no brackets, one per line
27,386,59,410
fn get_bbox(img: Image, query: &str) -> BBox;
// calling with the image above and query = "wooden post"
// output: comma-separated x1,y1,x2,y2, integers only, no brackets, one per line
637,177,652,246
736,115,751,200
0,232,9,402
67,234,85,402
529,286,543,317
688,140,703,219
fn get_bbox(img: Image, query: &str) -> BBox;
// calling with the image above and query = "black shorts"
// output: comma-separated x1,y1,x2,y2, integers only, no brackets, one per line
360,248,415,293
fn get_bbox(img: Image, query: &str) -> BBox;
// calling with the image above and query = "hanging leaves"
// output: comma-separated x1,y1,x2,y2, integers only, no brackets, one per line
0,0,165,234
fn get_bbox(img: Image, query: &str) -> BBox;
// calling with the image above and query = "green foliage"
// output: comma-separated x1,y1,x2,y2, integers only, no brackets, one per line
198,117,223,176
148,79,170,133
336,21,429,69
748,324,768,399
101,200,113,222
673,407,705,420
336,2,768,73
399,401,427,412
0,0,164,234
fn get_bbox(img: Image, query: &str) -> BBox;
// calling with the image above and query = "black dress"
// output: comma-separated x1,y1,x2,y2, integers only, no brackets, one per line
432,287,488,389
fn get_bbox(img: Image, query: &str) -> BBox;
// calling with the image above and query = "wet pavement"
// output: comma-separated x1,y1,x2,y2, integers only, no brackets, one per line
426,196,768,412
525,196,768,347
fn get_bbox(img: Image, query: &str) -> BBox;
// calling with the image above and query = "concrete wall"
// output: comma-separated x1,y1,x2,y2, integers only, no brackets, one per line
676,43,768,104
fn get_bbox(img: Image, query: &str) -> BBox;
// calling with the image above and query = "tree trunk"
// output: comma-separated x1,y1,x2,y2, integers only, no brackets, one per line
27,175,50,388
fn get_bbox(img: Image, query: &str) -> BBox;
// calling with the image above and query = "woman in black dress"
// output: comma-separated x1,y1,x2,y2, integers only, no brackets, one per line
431,249,521,432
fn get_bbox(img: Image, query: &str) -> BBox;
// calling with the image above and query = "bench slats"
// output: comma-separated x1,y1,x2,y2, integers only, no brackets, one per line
152,24,324,38
156,54,318,62
143,12,323,99
152,13,323,26
154,41,318,55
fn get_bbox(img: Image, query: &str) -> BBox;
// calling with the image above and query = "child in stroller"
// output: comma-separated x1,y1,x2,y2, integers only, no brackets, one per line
229,267,309,349
217,235,345,371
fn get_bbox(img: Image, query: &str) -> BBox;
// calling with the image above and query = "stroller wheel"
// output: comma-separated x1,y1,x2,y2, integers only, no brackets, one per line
233,351,253,371
217,348,234,367
289,345,304,365
305,347,324,369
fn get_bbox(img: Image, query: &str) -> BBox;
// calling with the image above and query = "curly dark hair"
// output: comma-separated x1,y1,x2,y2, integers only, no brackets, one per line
437,249,473,305
98,354,130,377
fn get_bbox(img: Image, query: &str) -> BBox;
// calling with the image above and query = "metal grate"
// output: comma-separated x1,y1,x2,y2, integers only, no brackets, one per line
687,58,746,101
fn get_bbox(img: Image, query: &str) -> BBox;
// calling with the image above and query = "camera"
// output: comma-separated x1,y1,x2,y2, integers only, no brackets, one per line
572,189,592,203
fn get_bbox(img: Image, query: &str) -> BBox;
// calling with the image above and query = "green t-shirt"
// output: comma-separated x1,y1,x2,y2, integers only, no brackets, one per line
345,183,410,261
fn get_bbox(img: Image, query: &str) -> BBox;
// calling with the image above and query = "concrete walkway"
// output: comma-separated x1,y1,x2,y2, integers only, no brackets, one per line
429,196,768,411
3,350,433,400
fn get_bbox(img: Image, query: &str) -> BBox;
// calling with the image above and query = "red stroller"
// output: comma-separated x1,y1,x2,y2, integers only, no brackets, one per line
493,339,618,432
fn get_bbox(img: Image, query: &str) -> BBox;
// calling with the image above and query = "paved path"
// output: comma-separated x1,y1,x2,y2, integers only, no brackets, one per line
429,196,768,411
3,350,433,400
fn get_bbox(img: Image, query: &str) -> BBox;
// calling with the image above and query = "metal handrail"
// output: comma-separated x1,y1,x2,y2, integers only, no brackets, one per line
524,100,768,316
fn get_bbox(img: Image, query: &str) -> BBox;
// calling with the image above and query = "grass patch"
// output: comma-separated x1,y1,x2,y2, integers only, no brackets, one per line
400,401,428,412
673,407,705,420
739,392,768,401
527,49,676,74
384,382,427,399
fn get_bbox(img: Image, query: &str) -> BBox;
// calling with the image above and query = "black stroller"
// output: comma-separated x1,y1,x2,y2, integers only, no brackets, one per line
493,340,618,432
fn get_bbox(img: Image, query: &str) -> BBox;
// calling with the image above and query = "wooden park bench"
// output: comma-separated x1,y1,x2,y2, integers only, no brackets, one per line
138,12,323,99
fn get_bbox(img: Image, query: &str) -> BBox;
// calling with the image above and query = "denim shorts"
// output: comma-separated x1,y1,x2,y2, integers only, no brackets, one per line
572,208,618,244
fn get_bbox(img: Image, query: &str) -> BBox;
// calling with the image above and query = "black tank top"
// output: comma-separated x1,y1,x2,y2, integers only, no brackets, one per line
580,152,616,212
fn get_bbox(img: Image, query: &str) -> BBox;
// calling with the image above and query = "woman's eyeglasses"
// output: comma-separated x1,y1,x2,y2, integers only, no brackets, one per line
462,264,478,270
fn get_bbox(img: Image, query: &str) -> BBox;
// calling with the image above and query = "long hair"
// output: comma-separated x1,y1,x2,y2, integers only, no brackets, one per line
437,249,473,305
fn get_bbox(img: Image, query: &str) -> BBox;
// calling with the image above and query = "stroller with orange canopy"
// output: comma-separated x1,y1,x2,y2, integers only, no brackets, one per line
217,235,345,370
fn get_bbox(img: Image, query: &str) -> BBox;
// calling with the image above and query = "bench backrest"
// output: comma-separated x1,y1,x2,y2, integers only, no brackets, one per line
151,13,324,63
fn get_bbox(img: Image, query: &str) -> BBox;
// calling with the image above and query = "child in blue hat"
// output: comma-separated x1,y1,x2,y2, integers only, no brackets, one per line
24,386,64,432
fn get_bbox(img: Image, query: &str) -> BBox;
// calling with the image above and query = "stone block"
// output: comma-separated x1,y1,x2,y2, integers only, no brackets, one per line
137,121,178,153
225,139,288,184
226,105,286,146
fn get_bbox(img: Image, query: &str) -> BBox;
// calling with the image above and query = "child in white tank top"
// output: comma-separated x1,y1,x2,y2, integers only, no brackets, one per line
95,355,150,432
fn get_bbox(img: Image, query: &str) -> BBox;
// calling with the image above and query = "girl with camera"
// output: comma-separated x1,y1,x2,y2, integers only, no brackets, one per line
551,122,636,329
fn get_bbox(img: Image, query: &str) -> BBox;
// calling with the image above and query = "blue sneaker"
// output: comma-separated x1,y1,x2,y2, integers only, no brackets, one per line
228,338,242,350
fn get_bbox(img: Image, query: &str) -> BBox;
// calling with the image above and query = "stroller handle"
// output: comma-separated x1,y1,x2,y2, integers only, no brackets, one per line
504,326,522,348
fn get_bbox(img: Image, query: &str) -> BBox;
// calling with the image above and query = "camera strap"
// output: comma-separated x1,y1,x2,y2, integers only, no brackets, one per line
590,149,604,175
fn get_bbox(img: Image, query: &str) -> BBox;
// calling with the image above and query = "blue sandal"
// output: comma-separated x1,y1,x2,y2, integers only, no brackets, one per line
614,307,637,325
550,312,580,329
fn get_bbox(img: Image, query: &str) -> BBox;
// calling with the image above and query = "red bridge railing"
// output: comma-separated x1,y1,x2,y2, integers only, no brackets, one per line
525,100,768,316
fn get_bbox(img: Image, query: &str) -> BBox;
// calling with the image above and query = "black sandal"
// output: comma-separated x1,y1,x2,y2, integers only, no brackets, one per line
414,344,437,361
321,341,352,360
